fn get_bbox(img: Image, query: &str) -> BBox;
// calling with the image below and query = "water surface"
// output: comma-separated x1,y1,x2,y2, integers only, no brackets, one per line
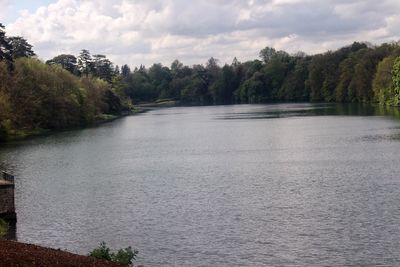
1,103,400,266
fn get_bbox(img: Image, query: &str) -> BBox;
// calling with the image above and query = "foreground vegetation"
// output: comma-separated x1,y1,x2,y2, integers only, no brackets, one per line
89,242,138,267
0,219,8,239
2,23,400,141
0,240,125,267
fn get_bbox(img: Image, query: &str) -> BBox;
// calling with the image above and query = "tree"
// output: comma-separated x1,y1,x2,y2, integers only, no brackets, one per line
7,36,35,59
114,65,120,75
259,47,289,64
78,49,93,77
279,57,309,101
123,69,157,102
259,47,276,64
210,64,237,104
171,59,184,78
238,72,266,103
148,63,172,98
373,56,396,105
205,57,220,88
261,52,292,100
93,54,114,82
46,54,78,74
391,56,400,106
0,62,12,140
351,47,390,102
10,58,84,129
231,57,240,67
121,64,131,79
0,23,12,62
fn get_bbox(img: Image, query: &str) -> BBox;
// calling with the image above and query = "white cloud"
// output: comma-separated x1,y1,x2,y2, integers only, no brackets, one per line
0,0,13,22
5,0,400,67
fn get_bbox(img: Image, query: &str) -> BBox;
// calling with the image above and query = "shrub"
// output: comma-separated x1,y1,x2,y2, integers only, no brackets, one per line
89,242,138,266
0,219,9,239
89,242,112,261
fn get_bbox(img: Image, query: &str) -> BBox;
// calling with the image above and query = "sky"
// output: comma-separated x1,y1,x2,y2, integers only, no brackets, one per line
1,0,400,67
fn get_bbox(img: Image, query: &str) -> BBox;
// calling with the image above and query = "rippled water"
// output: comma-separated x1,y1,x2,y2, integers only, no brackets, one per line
2,103,400,266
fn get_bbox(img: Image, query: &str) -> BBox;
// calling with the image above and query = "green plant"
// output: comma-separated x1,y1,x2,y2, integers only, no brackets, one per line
89,242,138,266
0,219,9,239
113,247,138,266
89,242,112,261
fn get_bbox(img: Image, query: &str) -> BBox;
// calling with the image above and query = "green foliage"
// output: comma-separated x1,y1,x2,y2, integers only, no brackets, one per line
7,36,35,59
113,247,138,266
89,242,138,266
89,242,112,261
78,49,93,77
373,56,397,105
0,23,12,62
0,57,128,140
46,54,78,74
392,56,400,106
3,23,400,141
0,219,9,239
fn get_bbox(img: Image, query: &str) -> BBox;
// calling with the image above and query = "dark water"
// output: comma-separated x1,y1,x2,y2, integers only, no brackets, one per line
1,103,400,266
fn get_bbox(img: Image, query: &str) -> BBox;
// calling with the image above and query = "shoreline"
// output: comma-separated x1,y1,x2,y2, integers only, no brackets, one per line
0,240,124,267
3,102,400,144
0,109,146,144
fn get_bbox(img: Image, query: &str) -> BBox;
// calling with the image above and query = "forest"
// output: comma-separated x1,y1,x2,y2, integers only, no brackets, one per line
1,23,400,141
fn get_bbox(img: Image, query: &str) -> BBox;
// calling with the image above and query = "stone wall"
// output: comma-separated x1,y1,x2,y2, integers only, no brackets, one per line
0,184,15,216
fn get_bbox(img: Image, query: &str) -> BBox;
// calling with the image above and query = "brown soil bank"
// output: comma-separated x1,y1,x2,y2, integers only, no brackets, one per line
0,240,123,267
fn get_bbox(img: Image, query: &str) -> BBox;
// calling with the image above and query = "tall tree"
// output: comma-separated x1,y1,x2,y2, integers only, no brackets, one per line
210,64,236,104
0,23,12,61
373,56,396,105
121,64,131,79
148,63,172,98
391,56,400,106
93,54,114,82
78,49,93,77
7,36,35,59
46,54,78,74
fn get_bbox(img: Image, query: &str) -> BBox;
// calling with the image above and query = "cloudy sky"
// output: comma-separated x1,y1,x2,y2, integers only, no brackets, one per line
2,0,400,67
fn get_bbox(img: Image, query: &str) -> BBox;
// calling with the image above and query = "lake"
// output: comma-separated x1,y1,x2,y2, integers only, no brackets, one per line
2,103,400,266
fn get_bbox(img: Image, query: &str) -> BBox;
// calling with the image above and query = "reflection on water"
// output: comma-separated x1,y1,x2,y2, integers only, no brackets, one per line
216,103,400,120
1,103,400,266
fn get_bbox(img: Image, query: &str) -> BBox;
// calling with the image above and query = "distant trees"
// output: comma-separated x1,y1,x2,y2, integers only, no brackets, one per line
47,50,116,82
0,24,12,61
373,56,396,105
4,21,400,142
0,57,126,135
44,42,400,107
7,36,35,59
46,54,78,74
92,54,114,82
77,49,92,77
0,25,35,62
391,57,400,106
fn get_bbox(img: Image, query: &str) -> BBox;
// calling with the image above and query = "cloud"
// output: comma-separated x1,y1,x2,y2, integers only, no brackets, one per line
0,0,13,22
5,0,400,67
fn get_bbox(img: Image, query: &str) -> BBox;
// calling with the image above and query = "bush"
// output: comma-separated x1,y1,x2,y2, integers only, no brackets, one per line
89,242,112,261
89,242,138,266
0,219,9,239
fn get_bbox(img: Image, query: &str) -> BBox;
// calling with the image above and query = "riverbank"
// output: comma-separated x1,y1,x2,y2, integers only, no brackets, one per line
0,240,124,267
0,109,144,143
136,99,180,109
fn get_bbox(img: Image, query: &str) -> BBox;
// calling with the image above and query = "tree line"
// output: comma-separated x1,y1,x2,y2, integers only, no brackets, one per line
0,23,130,141
1,22,400,140
44,42,400,106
